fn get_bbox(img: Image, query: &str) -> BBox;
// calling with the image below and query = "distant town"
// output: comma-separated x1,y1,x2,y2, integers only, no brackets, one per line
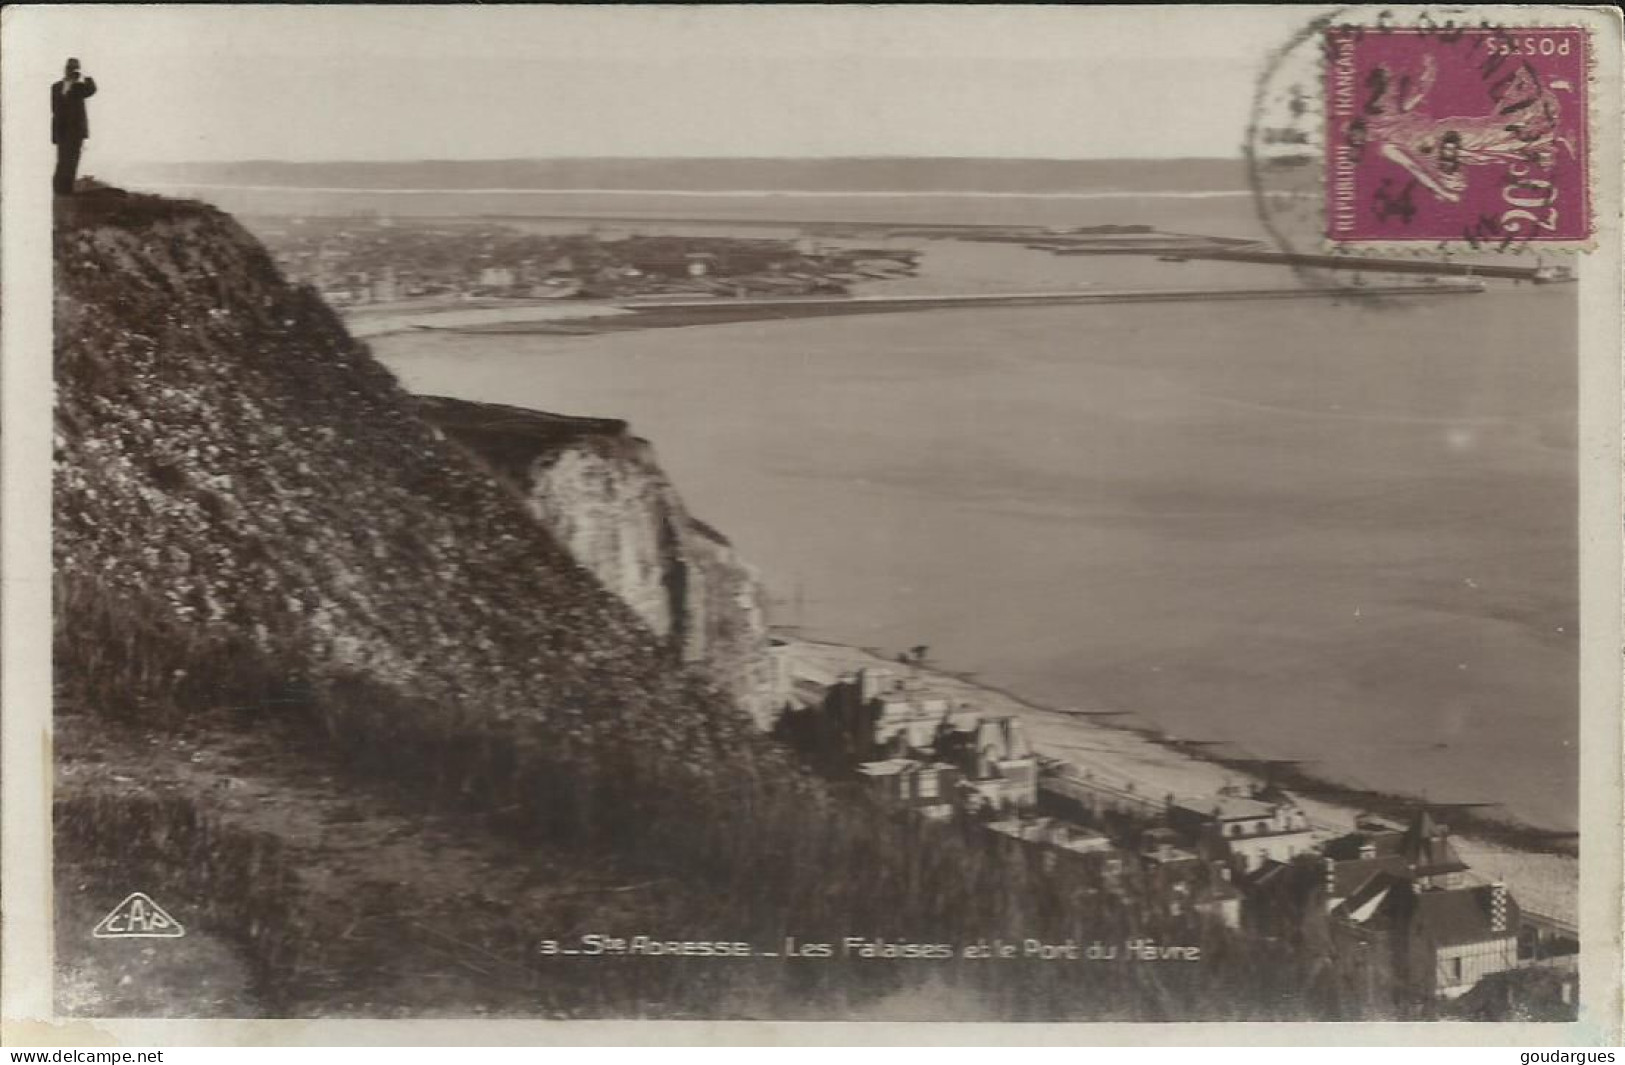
249,211,1574,314
774,657,1579,1016
250,214,921,306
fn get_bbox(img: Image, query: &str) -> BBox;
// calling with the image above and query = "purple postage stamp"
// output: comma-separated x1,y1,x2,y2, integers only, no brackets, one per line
1325,26,1591,247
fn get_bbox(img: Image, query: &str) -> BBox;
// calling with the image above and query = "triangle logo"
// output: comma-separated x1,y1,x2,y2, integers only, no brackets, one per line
91,892,186,939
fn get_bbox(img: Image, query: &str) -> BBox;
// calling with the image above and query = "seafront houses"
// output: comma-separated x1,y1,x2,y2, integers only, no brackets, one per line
1154,864,1245,930
792,667,1037,816
1330,874,1520,1000
984,816,1121,876
976,817,1253,926
983,814,1242,934
1037,760,1163,824
1321,811,1469,894
1246,811,1475,919
959,715,1040,814
778,665,1041,816
869,670,980,753
1317,812,1526,999
1132,826,1245,929
854,758,961,820
1243,811,1470,922
815,667,982,763
780,663,1566,1009
1165,784,1317,873
1238,809,1571,1005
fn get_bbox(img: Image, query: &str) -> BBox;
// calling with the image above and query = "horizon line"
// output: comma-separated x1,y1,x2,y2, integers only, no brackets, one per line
130,182,1256,201
127,154,1246,168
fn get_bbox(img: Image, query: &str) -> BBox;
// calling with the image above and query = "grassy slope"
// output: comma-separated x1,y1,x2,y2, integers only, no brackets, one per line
53,188,1383,1021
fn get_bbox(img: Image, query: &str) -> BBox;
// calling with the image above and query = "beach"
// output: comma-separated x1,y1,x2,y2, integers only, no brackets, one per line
780,637,1578,927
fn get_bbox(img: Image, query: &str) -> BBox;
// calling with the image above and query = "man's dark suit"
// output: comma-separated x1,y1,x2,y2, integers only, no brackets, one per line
52,76,97,195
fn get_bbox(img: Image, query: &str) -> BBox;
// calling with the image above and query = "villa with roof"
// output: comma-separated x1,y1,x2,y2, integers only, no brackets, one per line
1165,784,1317,874
1331,872,1519,1000
1319,810,1471,906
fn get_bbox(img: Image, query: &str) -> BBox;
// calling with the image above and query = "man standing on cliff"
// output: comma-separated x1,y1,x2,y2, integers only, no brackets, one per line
52,57,98,195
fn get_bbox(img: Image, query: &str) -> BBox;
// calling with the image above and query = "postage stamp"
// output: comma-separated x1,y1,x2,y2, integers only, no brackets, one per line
1324,26,1591,247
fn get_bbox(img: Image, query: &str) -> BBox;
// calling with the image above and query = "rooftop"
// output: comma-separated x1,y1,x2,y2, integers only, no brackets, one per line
855,758,953,778
1327,854,1414,898
1174,794,1279,822
986,817,1115,854
875,691,950,712
1415,884,1519,947
1323,811,1470,878
1336,876,1519,947
1141,842,1201,866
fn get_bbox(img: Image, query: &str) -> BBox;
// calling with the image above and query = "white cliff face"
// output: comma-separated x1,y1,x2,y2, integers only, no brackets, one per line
524,435,783,728
681,519,783,729
524,443,683,640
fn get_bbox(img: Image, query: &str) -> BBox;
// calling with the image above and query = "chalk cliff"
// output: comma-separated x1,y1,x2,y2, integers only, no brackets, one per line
52,188,765,756
416,397,782,727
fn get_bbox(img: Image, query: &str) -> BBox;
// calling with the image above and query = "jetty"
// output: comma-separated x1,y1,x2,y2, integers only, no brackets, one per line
615,281,1484,316
1046,239,1573,283
354,280,1484,338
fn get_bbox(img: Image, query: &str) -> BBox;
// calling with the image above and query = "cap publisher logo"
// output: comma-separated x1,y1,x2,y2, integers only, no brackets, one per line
91,892,185,939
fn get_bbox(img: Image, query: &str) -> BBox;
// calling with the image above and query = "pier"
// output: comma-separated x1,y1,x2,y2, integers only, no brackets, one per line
1047,240,1573,283
616,281,1484,316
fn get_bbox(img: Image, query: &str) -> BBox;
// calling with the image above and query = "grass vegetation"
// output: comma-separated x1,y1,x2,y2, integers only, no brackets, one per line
58,573,1408,1020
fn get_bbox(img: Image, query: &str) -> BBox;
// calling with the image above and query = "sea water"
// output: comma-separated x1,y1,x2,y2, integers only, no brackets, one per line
372,208,1577,833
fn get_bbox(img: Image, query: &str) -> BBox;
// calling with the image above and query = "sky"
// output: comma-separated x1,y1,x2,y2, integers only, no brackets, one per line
11,5,1304,168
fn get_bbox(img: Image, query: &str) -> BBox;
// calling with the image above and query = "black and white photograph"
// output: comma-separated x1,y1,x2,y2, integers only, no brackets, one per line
2,3,1621,1043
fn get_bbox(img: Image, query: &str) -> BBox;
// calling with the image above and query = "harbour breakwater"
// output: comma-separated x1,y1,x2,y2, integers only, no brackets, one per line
347,280,1485,340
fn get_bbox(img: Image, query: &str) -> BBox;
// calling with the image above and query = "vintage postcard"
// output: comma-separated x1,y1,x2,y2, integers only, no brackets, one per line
2,4,1621,1046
